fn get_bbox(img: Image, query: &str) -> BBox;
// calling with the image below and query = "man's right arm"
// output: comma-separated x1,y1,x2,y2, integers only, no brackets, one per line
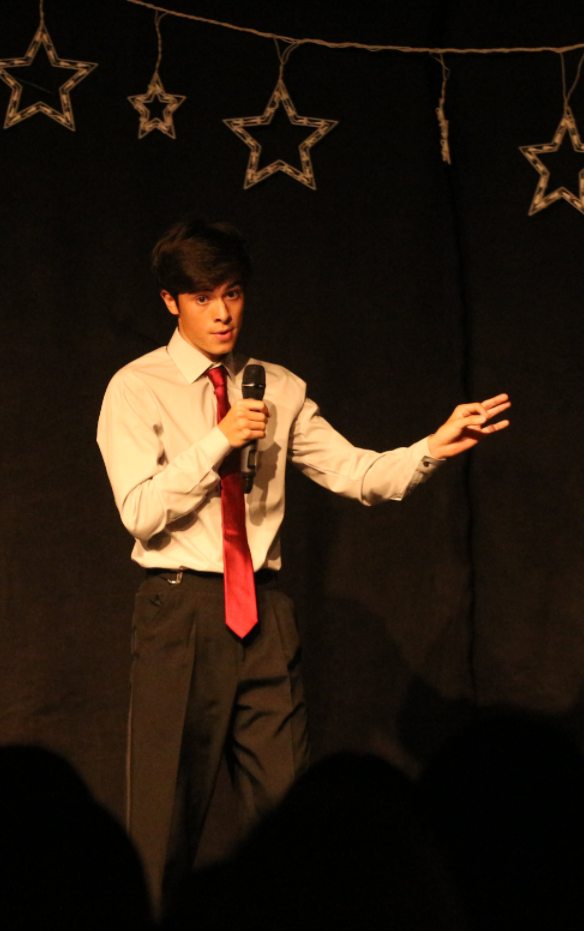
97,370,231,541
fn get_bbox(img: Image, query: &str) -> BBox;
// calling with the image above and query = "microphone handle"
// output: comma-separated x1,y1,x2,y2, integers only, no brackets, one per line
241,443,258,494
241,364,266,494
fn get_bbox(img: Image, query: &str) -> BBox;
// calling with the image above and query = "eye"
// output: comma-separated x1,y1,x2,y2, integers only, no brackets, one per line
226,289,241,300
195,295,209,305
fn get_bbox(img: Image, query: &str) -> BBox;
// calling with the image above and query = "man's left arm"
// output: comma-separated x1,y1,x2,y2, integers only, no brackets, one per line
288,391,510,505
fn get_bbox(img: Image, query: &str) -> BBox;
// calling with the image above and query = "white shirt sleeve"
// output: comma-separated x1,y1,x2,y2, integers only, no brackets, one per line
288,396,444,505
97,370,232,541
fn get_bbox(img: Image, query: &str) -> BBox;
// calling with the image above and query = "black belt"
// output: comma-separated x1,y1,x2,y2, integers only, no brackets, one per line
146,567,278,586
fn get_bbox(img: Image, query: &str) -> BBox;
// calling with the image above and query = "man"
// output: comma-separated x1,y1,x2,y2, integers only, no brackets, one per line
97,217,510,911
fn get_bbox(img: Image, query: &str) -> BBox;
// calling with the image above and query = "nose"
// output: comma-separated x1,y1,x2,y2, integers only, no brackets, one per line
214,299,231,322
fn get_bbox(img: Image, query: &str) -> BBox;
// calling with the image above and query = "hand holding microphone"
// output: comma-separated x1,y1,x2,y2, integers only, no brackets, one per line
216,364,267,493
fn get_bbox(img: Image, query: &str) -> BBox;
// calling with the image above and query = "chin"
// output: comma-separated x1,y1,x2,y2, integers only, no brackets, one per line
213,339,236,354
213,345,234,356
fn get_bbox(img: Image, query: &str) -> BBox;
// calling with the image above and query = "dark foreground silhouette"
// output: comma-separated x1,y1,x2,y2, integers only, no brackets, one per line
162,751,467,931
0,744,152,930
5,716,583,931
420,712,584,931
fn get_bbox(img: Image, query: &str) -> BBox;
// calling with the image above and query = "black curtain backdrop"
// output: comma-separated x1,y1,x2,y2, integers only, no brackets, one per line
2,0,584,846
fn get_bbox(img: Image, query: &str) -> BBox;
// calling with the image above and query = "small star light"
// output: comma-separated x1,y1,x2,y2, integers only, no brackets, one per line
520,52,584,216
520,107,584,215
128,12,185,139
223,40,338,190
0,1,97,131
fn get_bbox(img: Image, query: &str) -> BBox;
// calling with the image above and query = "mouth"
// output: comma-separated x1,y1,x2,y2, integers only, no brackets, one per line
212,329,234,341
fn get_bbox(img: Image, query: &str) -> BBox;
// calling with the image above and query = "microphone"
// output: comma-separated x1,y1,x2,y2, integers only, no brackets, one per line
241,364,266,493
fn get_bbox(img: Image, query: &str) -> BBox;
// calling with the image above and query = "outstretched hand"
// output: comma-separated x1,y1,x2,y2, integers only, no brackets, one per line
427,394,511,459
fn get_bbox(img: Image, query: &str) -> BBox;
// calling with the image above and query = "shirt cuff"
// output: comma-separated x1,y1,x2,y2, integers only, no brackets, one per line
420,435,446,465
197,425,232,469
405,436,446,493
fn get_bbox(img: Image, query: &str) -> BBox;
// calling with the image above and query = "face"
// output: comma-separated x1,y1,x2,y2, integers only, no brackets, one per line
161,280,244,361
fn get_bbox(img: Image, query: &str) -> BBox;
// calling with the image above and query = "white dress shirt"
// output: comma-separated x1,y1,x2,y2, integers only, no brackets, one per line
97,329,443,571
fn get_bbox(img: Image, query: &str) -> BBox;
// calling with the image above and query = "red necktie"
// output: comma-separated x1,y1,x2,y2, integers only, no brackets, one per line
208,366,259,638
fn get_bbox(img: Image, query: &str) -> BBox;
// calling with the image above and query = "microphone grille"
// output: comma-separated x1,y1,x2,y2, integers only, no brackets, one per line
242,364,266,387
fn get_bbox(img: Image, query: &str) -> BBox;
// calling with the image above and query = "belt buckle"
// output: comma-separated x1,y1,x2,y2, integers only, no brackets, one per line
166,570,183,585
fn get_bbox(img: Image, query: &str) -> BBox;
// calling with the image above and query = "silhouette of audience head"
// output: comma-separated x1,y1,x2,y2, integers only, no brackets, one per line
163,751,466,930
420,712,584,931
0,744,151,930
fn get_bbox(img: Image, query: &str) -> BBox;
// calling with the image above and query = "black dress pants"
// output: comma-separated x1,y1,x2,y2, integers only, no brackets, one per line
127,570,310,912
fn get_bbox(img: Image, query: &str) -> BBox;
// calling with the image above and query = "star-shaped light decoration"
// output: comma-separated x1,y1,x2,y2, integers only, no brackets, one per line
0,21,97,131
128,72,185,139
223,78,338,190
520,107,584,215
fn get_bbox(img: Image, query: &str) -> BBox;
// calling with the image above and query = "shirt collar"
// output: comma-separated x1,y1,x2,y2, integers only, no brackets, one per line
167,328,236,383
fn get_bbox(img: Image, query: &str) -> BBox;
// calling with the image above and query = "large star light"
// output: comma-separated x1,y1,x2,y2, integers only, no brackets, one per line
520,107,584,215
128,73,185,139
0,21,97,131
223,79,338,190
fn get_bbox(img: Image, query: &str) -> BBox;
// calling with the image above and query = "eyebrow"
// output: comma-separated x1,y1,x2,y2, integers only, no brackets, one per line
187,281,243,296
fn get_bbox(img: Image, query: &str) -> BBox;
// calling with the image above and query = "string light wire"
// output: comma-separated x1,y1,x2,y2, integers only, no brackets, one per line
125,1,584,55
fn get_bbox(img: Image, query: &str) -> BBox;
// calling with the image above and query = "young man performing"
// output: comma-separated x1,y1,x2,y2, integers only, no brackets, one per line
97,218,510,911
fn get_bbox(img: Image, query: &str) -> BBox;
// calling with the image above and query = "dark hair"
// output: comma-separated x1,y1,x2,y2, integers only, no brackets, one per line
152,216,252,298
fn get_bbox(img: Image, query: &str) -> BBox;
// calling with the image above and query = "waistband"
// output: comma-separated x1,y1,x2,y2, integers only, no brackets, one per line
146,567,278,586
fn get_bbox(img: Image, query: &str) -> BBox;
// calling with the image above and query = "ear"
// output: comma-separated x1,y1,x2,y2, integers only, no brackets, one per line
161,290,180,316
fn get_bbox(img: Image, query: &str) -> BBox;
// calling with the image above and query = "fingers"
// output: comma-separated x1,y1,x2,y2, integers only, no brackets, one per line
219,400,269,447
234,399,269,417
453,402,488,419
482,393,509,410
475,394,511,433
484,401,511,419
481,394,511,422
453,394,511,423
237,399,269,411
481,418,510,433
233,400,268,425
232,407,267,434
462,418,511,442
432,393,511,458
458,412,488,427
